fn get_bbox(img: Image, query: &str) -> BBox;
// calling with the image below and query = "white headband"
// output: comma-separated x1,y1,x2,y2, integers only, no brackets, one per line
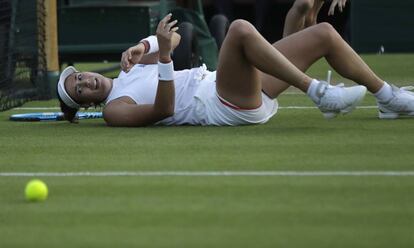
57,66,81,109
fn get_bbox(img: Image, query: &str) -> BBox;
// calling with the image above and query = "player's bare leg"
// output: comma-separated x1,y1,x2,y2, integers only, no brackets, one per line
261,23,384,98
216,20,313,109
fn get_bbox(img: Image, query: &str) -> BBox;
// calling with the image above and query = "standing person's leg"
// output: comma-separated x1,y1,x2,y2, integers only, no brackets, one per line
261,23,384,98
283,0,315,37
216,20,313,109
304,0,324,27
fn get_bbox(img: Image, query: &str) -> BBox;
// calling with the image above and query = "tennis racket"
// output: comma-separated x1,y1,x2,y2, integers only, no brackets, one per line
9,112,103,122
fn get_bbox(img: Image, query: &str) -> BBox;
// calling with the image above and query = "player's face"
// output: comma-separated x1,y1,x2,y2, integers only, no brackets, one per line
64,71,112,107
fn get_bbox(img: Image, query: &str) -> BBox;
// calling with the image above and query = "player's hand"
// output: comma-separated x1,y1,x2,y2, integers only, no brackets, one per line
121,43,145,72
156,13,179,62
328,0,347,16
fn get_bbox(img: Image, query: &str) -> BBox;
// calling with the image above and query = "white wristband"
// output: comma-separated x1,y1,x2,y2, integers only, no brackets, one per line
158,61,174,81
140,35,159,54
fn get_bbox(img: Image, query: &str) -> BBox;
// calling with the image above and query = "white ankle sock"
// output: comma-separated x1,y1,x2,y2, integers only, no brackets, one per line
307,79,322,103
374,82,393,103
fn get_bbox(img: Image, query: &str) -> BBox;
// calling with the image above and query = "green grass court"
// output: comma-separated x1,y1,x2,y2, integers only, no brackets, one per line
1,54,414,247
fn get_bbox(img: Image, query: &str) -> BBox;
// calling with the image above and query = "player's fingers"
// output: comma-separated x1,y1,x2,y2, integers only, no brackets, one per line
170,26,179,33
121,52,127,66
166,20,178,32
125,49,135,71
125,48,132,60
122,62,130,72
158,13,172,30
120,52,129,72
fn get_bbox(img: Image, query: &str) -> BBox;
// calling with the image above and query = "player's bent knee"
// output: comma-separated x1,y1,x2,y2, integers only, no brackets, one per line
227,19,256,39
317,22,335,33
315,22,338,42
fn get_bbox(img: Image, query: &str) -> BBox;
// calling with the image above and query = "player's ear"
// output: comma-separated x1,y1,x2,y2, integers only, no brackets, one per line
57,93,79,123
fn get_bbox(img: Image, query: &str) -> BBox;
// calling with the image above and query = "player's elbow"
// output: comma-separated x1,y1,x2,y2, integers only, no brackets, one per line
164,109,175,118
102,111,136,127
102,106,150,127
154,98,175,118
156,105,175,118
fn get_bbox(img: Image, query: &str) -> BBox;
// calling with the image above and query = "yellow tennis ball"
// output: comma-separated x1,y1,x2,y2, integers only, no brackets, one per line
25,179,48,202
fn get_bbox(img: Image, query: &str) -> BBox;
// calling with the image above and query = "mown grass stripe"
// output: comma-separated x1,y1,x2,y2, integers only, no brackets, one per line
1,171,414,177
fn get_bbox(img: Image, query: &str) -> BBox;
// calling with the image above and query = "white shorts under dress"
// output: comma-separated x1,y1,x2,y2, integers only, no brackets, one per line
191,72,279,126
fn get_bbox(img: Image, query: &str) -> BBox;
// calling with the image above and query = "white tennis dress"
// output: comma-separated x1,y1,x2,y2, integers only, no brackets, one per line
105,64,278,126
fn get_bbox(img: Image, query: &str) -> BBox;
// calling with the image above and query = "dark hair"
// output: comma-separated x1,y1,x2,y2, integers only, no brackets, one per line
56,85,79,123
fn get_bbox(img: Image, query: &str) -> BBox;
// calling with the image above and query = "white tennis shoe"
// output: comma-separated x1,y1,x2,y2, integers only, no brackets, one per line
377,85,414,119
313,82,367,119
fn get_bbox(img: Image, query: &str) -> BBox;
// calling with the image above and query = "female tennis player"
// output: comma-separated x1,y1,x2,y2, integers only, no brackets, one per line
283,0,347,37
57,14,413,127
